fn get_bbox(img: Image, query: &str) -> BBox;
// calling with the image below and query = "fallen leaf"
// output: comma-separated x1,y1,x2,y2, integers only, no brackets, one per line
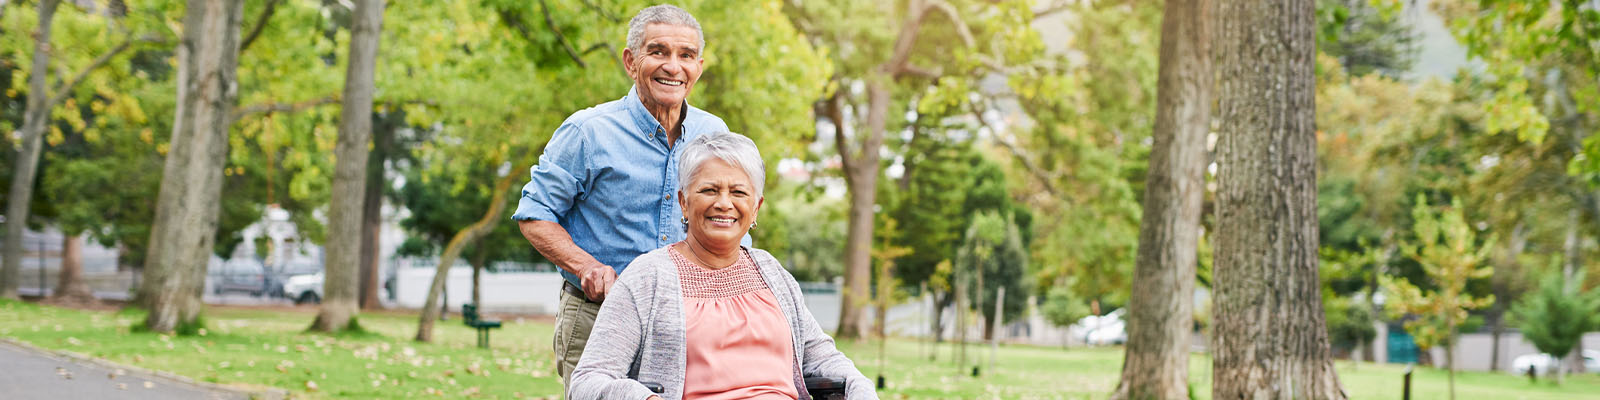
305,380,319,392
143,381,154,389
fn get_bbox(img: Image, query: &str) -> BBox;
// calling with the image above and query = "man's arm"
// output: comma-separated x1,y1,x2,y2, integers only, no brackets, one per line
519,219,616,301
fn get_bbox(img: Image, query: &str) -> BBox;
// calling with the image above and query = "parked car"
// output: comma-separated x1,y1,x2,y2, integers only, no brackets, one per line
212,258,269,296
1511,350,1600,375
282,272,323,305
267,258,322,298
1068,308,1127,346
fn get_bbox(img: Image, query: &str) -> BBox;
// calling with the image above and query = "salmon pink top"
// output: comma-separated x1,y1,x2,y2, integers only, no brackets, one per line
670,246,799,400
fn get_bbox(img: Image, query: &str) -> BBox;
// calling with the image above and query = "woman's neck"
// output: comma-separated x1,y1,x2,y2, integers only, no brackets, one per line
678,237,740,269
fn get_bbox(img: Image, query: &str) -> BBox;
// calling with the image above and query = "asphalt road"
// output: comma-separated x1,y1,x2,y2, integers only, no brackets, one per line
0,341,250,400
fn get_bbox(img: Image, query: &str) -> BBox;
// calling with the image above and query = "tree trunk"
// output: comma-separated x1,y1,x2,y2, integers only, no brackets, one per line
836,82,887,339
1446,342,1456,400
931,291,950,347
471,243,485,308
1111,0,1212,397
2,0,59,300
1212,0,1345,398
143,0,243,334
358,123,390,310
874,260,890,339
53,234,94,302
311,0,384,333
1489,221,1526,372
416,173,515,342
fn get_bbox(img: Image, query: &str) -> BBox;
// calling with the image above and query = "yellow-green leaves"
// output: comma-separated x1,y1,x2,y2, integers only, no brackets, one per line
1382,195,1495,350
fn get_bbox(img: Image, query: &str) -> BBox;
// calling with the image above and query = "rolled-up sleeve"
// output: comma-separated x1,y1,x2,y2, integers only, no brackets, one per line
512,121,589,222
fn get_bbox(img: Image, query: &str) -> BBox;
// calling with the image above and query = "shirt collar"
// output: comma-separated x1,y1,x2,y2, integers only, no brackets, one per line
624,85,692,145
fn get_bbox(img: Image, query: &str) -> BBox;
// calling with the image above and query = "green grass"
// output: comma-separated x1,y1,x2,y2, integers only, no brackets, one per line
3,299,1599,399
0,299,562,399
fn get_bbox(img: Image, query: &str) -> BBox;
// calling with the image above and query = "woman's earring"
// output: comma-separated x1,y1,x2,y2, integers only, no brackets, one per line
750,220,757,229
681,216,688,225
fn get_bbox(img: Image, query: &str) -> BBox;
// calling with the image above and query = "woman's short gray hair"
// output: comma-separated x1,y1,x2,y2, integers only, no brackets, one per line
678,132,765,198
627,5,705,56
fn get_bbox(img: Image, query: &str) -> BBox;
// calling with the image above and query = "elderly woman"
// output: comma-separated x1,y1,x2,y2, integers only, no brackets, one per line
568,132,876,400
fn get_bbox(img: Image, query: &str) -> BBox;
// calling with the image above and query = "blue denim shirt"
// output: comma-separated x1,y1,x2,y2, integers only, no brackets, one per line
513,87,731,287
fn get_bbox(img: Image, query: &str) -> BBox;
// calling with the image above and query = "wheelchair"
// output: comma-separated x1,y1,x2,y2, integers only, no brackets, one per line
642,376,846,399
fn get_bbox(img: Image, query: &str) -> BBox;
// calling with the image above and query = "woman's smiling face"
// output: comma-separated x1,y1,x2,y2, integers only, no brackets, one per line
680,158,762,247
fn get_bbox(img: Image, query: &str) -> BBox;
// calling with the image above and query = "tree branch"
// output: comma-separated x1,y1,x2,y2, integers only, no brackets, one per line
578,0,620,23
233,96,339,121
1031,0,1072,20
883,0,975,79
581,42,623,71
538,0,588,68
238,0,282,54
828,88,856,180
971,99,1059,196
46,34,166,108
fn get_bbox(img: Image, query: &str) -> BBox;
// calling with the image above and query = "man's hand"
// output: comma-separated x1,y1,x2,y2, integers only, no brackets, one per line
579,263,617,302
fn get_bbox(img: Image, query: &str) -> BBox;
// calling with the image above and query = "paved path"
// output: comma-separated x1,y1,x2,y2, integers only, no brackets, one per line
0,341,252,400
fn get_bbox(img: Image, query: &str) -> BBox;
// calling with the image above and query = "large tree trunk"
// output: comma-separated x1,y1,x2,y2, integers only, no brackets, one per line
2,0,59,300
1212,0,1345,398
1110,0,1213,397
416,173,515,342
53,234,94,302
836,83,886,340
311,0,384,332
143,0,243,334
358,122,390,310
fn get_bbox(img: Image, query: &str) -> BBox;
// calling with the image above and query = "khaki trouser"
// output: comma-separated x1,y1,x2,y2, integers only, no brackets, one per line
554,283,601,398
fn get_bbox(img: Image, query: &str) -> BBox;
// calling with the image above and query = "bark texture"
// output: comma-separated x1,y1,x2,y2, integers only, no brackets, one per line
1110,0,1213,397
2,0,59,300
835,82,887,339
358,125,390,309
312,0,385,332
1212,0,1346,398
53,234,95,302
143,0,243,334
415,173,515,342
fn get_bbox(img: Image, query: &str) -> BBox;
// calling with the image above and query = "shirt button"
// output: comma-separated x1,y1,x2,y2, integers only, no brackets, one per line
664,194,671,200
660,234,668,241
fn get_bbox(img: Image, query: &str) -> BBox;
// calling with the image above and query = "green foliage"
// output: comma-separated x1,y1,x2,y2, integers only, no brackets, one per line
1012,0,1157,308
1511,268,1600,363
1324,295,1377,350
955,211,1029,326
1040,285,1090,329
1436,0,1597,152
889,137,974,290
1382,195,1495,351
1315,0,1417,78
759,185,847,282
394,158,536,265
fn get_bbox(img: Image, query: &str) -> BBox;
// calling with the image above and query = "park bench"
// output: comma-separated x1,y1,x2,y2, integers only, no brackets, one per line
461,303,502,349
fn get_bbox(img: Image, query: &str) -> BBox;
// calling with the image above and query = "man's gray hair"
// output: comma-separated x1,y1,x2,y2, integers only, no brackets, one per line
627,5,705,56
678,132,765,198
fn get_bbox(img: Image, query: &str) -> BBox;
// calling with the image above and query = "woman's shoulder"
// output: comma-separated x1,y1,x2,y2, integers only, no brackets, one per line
618,247,675,283
743,247,798,286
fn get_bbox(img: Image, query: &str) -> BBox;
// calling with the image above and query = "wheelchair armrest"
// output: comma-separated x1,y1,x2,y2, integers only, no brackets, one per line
804,376,848,400
641,381,665,394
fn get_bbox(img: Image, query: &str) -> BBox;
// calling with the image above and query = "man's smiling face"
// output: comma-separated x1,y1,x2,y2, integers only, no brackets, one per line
624,23,704,117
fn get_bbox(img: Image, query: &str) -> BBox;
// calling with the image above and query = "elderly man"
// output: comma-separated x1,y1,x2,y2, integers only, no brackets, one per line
511,4,730,393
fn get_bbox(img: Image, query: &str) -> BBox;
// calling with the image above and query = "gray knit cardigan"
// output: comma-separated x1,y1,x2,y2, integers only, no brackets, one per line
567,246,877,400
